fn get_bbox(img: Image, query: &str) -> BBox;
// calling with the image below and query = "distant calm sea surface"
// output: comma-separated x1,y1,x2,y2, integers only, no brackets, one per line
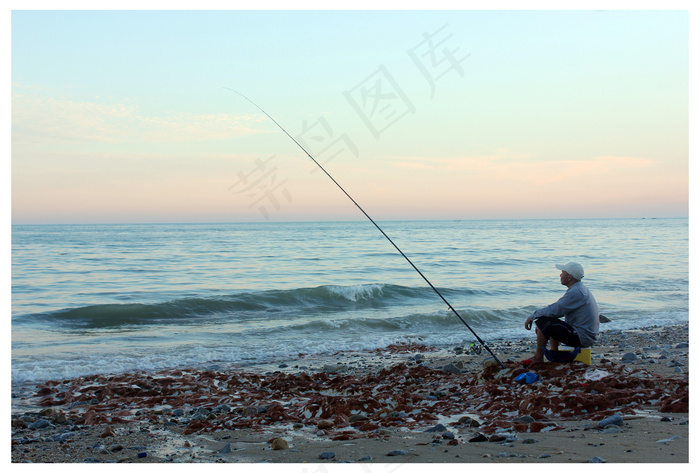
11,219,688,383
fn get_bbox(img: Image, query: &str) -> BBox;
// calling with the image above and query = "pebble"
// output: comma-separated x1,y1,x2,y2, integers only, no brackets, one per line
357,455,372,462
317,419,334,429
193,407,210,416
590,456,606,463
458,416,480,427
42,432,57,442
598,413,623,428
270,438,289,450
513,415,536,424
28,419,51,430
318,451,336,459
386,450,408,456
469,433,489,442
622,352,638,362
425,423,447,433
218,443,232,454
442,363,462,374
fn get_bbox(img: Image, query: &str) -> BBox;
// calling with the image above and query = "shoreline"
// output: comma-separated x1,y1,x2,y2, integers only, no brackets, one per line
10,316,687,388
11,323,689,463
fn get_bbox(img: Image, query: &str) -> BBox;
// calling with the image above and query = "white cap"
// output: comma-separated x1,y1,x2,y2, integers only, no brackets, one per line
555,262,584,280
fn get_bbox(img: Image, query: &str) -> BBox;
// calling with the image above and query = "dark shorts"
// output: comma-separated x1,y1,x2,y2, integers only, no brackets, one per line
534,317,583,347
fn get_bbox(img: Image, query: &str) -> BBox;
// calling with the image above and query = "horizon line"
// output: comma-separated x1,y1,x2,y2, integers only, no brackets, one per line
10,215,689,226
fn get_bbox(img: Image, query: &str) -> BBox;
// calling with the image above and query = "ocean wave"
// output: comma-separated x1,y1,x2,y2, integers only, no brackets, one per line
14,284,473,329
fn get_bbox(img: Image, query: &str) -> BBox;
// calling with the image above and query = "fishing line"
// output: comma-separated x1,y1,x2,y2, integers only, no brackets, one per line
228,88,505,369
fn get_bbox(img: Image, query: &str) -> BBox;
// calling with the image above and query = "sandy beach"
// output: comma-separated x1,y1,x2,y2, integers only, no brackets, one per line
10,323,689,464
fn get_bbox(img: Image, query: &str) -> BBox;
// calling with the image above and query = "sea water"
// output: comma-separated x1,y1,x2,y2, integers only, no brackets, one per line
11,218,688,383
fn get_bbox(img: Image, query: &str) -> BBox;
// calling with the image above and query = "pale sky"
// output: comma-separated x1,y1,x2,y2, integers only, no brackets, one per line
10,5,690,223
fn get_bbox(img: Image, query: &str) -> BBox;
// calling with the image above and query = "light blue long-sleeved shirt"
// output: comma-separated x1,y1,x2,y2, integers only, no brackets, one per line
528,281,599,347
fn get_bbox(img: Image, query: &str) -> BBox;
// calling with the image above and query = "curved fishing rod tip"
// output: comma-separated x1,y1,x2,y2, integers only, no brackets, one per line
223,87,249,99
223,87,242,96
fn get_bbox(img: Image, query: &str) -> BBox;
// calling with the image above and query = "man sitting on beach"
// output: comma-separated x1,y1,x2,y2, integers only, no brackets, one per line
524,262,599,363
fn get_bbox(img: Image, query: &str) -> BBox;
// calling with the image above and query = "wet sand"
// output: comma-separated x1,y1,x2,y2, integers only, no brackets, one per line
10,323,689,464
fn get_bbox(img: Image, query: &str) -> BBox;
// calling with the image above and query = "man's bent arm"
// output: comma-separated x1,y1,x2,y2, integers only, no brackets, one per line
528,286,585,321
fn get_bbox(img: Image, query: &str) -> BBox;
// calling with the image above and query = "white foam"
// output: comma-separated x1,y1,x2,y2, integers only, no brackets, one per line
326,284,385,302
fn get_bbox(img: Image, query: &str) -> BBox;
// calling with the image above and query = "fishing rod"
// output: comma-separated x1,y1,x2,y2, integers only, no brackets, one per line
228,88,506,369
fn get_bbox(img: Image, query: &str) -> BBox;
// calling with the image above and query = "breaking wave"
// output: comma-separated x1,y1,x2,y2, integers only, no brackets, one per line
14,284,478,329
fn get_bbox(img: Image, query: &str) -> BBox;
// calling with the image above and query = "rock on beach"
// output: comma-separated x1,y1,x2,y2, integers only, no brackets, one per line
270,438,289,450
598,413,624,428
317,419,334,429
386,450,408,456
